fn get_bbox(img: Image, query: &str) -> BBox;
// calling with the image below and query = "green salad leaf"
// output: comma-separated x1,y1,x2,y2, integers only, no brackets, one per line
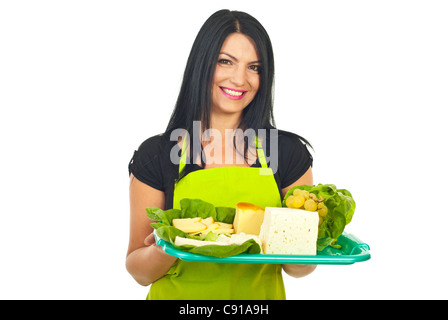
146,198,260,257
176,239,261,257
282,184,356,251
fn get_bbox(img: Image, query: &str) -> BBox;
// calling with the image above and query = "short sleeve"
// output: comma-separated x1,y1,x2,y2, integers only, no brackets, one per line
277,131,313,188
128,135,165,191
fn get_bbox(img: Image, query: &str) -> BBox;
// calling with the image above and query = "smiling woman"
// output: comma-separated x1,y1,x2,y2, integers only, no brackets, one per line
127,9,314,300
163,9,279,168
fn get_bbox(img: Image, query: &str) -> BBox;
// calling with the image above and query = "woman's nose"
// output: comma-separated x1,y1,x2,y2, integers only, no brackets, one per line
229,66,246,87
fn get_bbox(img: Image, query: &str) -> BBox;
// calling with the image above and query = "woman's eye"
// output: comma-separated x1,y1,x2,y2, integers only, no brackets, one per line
249,65,261,73
218,59,232,65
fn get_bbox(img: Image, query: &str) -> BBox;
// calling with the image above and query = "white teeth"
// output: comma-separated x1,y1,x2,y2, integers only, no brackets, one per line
222,88,244,97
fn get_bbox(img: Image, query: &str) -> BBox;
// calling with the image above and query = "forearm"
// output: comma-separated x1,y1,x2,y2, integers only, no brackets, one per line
282,264,317,278
126,244,178,286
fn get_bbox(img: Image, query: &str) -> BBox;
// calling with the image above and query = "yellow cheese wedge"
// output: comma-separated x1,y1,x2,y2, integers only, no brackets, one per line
233,202,265,235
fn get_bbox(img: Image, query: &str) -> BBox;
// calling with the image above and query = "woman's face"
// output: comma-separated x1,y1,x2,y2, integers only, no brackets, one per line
211,33,261,118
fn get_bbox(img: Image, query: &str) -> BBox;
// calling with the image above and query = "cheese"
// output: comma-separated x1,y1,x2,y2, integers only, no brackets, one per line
202,217,215,226
228,233,262,247
259,207,319,255
174,236,230,247
233,202,265,235
172,217,234,235
174,233,261,247
172,218,207,233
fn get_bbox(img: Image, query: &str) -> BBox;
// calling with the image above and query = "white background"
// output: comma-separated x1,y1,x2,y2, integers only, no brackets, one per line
1,0,447,300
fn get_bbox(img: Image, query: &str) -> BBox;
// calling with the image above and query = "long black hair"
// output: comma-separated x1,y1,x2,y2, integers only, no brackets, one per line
162,9,311,176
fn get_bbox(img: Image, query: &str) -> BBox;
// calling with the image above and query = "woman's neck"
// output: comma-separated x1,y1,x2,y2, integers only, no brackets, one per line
208,111,243,137
199,111,256,168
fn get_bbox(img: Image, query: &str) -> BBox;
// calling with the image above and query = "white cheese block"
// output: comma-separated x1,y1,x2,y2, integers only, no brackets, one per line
259,207,319,255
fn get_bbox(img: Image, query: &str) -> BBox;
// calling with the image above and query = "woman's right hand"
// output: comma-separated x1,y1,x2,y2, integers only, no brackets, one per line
144,232,155,246
143,231,175,258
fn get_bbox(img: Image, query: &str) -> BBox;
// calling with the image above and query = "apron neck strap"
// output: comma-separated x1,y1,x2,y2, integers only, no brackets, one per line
179,135,189,174
255,136,268,169
179,135,268,174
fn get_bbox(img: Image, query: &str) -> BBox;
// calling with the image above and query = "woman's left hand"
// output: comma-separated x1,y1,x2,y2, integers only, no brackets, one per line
282,264,317,278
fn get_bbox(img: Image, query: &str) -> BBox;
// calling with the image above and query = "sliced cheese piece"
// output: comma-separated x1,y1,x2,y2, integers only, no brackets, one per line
201,223,220,235
202,217,215,226
215,222,233,229
172,218,207,233
259,207,319,255
234,202,265,235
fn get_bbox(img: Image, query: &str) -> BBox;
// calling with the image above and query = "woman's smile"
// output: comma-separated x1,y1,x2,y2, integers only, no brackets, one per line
219,86,248,100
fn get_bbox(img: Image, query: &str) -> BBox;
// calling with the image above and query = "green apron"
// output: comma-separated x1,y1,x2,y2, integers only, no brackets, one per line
147,137,285,300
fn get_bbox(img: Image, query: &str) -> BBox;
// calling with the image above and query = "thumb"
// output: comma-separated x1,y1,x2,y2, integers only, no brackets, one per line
144,232,156,246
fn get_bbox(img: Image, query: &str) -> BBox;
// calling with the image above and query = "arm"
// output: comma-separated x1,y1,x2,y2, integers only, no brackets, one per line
280,166,317,278
126,174,177,286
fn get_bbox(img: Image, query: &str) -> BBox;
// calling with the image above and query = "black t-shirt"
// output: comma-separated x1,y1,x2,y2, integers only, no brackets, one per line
128,130,313,210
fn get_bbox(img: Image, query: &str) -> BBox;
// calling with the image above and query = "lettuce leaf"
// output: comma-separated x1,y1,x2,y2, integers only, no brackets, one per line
175,239,260,257
146,198,260,257
282,184,356,251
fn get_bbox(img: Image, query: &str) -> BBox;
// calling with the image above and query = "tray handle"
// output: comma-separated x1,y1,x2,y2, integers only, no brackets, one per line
348,243,370,255
344,232,370,255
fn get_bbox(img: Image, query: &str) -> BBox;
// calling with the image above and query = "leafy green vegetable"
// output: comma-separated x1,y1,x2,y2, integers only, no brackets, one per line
282,184,356,251
176,239,261,257
146,198,260,257
178,199,216,220
215,207,237,224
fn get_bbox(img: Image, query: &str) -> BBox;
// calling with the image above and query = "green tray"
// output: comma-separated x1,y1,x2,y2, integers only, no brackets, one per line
154,231,371,265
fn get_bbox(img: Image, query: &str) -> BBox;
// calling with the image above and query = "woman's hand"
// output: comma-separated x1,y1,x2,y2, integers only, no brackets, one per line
144,232,156,246
282,264,317,278
143,231,176,260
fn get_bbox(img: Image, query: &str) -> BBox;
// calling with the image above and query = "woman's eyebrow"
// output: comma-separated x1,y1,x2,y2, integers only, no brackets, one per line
220,52,261,64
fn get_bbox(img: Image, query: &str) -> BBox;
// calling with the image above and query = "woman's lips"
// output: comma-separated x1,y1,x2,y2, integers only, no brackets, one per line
219,86,247,100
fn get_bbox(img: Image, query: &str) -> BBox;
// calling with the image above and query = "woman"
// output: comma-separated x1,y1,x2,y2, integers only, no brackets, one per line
127,9,316,300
